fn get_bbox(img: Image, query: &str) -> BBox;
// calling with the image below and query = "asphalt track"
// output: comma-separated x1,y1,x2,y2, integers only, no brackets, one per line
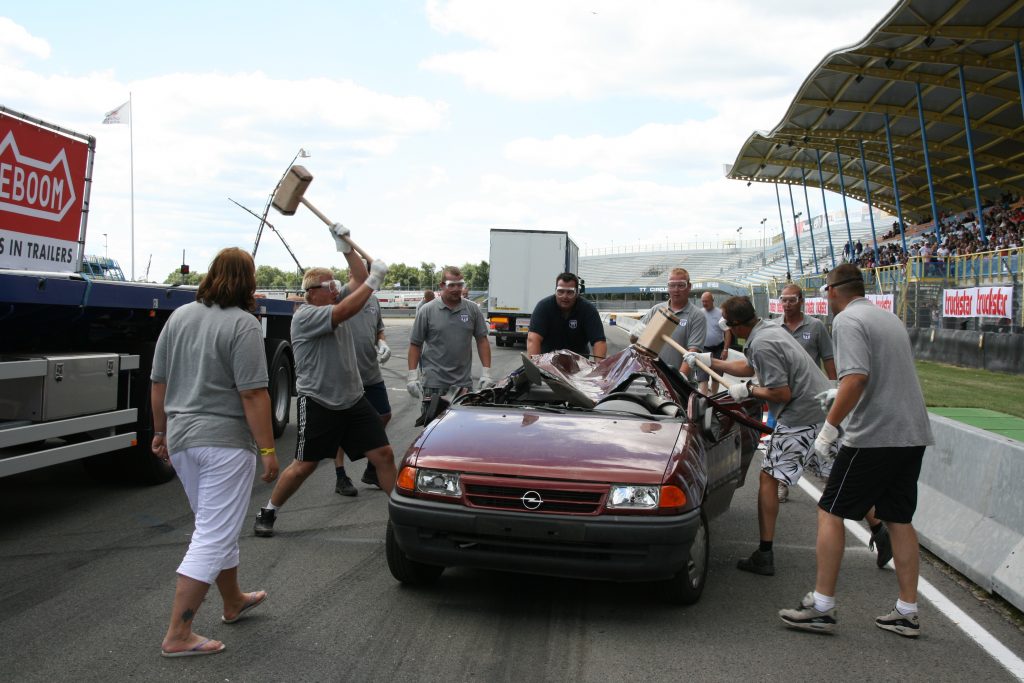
1,319,1022,682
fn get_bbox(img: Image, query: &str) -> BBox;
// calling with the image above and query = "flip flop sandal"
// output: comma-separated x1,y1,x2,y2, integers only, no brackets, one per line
161,638,226,658
222,591,267,624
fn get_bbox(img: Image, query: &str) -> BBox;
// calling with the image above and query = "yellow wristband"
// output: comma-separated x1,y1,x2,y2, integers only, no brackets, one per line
259,447,276,456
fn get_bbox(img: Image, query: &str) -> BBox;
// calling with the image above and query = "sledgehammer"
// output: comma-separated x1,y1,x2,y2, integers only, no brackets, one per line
271,165,372,262
633,308,735,388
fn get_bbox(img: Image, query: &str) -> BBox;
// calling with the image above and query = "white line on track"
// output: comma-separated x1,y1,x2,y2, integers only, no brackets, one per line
796,477,1024,682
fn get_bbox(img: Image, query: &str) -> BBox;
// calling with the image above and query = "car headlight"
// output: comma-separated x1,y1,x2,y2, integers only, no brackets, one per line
416,468,462,497
607,485,659,509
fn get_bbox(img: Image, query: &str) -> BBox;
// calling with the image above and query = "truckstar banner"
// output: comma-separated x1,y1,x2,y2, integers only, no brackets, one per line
768,293,894,316
0,110,90,272
942,286,1014,319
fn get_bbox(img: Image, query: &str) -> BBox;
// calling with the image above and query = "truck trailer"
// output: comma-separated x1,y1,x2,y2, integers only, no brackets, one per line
487,229,578,347
0,106,296,484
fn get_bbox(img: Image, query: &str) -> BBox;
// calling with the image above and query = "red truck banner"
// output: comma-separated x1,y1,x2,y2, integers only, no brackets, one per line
942,286,1014,319
0,110,90,272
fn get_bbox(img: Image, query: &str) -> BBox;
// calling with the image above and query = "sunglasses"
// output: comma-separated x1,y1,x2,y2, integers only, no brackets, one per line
819,277,861,293
723,316,754,328
306,279,341,293
555,287,577,295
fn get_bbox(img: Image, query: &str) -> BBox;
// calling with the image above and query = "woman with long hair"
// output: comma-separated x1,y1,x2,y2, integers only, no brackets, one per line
151,247,279,657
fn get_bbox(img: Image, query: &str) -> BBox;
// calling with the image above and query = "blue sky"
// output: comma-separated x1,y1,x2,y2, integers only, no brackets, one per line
2,0,894,282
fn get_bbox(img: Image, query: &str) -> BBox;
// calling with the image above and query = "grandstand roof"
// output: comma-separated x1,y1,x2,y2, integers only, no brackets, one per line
727,0,1024,223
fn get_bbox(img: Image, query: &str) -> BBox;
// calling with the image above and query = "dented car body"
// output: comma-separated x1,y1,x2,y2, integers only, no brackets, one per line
386,347,763,604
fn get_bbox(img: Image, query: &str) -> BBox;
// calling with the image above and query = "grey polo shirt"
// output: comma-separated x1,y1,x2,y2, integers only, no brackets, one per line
832,298,934,448
291,298,364,410
785,315,834,366
744,319,831,428
638,300,707,369
410,297,487,390
349,294,385,387
152,302,269,455
703,305,724,347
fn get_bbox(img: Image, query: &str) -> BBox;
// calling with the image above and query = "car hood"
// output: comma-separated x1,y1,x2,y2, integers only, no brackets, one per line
411,406,683,484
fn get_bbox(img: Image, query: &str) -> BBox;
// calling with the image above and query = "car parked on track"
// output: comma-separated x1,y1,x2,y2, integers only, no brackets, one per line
386,347,764,604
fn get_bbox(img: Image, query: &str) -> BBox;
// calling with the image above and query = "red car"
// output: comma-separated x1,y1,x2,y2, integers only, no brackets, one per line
386,347,764,604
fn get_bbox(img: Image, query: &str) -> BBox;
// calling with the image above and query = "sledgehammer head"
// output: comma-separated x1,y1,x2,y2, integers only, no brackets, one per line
634,308,680,357
272,164,314,215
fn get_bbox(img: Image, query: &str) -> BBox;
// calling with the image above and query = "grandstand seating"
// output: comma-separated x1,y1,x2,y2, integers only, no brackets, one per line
579,215,890,288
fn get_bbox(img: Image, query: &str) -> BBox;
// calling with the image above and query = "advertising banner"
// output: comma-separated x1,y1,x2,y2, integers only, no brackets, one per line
769,294,894,316
0,111,90,272
942,286,1014,318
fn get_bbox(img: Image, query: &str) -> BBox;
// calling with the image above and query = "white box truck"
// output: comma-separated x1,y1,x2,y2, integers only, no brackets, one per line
487,229,579,347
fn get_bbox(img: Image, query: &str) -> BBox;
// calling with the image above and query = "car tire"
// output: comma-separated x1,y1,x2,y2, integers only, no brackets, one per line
663,510,709,605
385,520,445,585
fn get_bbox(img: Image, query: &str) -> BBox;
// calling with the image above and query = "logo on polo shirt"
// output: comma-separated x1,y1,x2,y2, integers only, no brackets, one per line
802,332,811,340
368,305,377,315
460,313,469,323
569,319,578,329
679,319,688,327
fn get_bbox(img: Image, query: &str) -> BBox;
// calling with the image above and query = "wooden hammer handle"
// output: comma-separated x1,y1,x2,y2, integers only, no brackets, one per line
300,197,373,264
660,335,735,388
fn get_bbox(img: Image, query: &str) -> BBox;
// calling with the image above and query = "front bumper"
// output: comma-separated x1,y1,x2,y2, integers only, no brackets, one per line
388,494,701,582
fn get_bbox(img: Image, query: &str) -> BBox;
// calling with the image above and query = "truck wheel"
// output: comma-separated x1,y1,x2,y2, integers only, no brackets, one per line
661,510,709,605
385,521,444,585
266,340,294,438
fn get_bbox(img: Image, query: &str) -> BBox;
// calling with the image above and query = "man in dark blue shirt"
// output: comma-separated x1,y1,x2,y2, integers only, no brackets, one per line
526,272,607,358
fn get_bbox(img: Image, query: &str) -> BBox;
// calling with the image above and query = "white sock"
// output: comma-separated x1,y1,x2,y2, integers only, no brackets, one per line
813,591,835,612
265,501,279,511
896,599,917,615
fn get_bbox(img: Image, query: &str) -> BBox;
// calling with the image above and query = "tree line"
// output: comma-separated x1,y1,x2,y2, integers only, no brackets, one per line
164,260,490,291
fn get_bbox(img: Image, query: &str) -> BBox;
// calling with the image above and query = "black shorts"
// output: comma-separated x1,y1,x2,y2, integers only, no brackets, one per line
696,343,725,381
363,381,392,417
295,395,389,463
817,445,926,524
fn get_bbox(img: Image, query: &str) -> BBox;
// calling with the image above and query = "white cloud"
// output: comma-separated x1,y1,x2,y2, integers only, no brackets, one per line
0,17,49,64
423,0,893,103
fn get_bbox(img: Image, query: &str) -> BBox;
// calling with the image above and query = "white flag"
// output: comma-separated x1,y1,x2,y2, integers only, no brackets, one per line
103,100,130,125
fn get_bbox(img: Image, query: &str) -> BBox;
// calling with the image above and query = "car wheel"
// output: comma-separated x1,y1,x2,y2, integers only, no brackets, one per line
664,510,709,605
385,520,445,585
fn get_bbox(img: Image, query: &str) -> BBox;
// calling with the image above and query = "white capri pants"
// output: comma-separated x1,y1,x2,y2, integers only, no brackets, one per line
170,446,257,584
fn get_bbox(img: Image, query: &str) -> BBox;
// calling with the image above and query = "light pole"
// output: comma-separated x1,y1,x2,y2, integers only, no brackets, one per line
254,148,310,259
759,218,767,264
103,233,108,259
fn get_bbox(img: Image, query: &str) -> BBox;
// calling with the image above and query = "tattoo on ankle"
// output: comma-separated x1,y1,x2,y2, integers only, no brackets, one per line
181,608,195,623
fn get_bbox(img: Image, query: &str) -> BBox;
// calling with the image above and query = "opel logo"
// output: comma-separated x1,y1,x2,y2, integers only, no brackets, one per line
521,490,543,510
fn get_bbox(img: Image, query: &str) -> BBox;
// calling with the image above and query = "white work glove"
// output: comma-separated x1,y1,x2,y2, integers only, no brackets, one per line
728,380,751,401
376,340,391,365
814,422,840,460
816,388,838,412
330,222,352,254
479,368,496,390
406,369,422,400
366,260,389,291
631,321,646,339
682,351,712,370
718,317,729,332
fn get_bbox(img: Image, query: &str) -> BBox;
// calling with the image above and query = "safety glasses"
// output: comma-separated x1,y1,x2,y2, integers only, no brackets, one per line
442,280,466,288
555,287,577,295
306,279,341,293
819,277,861,294
666,280,690,289
779,295,800,304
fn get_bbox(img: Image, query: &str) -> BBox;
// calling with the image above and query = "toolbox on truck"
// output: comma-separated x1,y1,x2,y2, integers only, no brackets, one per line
0,353,120,421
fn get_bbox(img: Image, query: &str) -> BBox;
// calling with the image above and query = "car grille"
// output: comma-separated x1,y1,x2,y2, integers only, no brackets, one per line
463,482,605,514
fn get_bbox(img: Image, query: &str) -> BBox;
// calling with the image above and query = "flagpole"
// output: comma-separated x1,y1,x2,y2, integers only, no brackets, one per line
129,92,135,281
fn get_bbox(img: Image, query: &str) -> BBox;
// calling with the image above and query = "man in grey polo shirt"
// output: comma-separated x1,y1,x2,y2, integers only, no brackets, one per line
255,247,396,538
407,265,494,421
332,292,392,496
780,283,836,379
687,296,833,577
780,264,934,638
629,267,706,376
